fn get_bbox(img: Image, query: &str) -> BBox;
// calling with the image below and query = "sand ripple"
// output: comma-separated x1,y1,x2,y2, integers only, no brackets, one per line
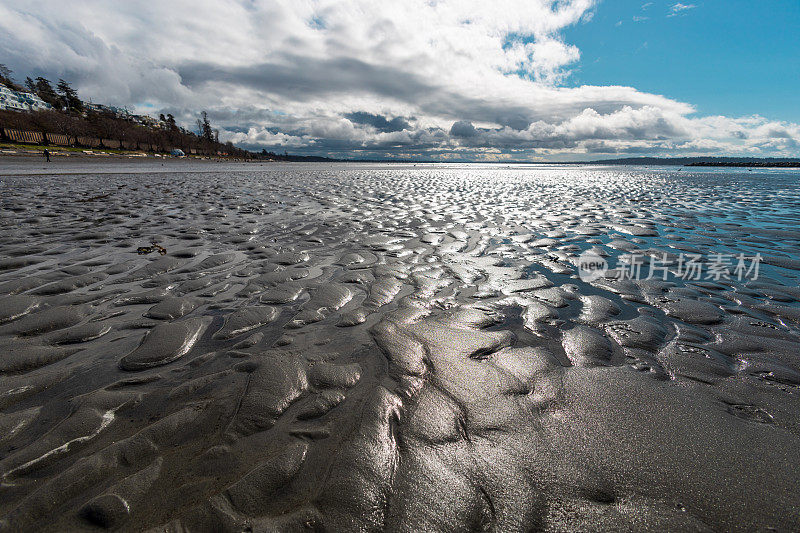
1,161,799,531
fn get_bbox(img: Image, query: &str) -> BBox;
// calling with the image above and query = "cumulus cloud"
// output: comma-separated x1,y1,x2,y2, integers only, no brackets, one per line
0,0,796,160
450,121,479,138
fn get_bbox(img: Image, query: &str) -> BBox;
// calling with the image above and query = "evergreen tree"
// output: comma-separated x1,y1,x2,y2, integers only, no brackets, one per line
202,111,213,142
0,64,16,88
56,79,83,112
34,77,61,108
197,111,213,142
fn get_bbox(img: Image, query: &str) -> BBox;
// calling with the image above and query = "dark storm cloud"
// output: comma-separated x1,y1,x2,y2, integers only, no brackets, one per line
177,56,436,103
449,121,478,138
344,112,411,132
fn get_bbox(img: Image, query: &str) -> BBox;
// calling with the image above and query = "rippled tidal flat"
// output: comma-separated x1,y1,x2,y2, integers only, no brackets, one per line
1,160,800,532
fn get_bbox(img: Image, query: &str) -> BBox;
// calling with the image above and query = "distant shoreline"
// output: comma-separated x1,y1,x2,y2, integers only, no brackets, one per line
2,147,800,167
0,143,250,162
686,161,800,168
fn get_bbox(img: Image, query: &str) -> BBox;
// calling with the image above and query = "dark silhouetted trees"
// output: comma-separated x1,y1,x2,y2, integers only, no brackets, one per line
0,64,12,82
197,111,213,142
57,79,83,112
32,77,62,108
0,64,22,90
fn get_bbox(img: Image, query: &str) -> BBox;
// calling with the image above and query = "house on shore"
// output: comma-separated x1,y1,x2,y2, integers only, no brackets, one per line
85,102,131,118
0,84,53,112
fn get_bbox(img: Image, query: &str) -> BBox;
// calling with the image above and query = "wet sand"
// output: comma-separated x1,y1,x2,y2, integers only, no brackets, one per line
1,160,800,531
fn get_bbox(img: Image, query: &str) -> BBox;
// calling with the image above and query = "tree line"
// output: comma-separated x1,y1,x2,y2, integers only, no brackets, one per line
1,64,83,112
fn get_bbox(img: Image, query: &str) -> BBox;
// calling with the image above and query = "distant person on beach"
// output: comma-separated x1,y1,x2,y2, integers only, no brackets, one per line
43,149,50,162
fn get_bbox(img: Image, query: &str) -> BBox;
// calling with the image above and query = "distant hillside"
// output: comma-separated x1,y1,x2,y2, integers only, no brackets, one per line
255,151,346,162
253,150,435,163
686,161,800,168
0,66,251,158
0,106,250,158
585,156,800,166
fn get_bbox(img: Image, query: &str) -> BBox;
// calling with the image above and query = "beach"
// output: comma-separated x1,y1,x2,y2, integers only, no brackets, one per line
1,159,800,532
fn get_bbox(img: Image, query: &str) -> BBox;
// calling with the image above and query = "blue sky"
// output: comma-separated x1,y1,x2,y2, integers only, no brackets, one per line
2,0,799,160
563,1,800,123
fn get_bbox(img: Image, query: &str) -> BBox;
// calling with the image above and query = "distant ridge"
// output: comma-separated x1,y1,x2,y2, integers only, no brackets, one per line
584,156,800,166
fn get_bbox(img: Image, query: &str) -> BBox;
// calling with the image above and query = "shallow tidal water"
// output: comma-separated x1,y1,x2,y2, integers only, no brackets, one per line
1,160,800,532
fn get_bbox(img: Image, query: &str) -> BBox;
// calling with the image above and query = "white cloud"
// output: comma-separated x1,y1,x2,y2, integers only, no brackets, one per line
0,0,796,160
669,3,697,16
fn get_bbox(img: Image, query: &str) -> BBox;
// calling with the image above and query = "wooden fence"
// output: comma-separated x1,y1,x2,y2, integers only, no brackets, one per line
77,136,101,148
45,133,72,146
4,129,44,144
1,128,212,155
